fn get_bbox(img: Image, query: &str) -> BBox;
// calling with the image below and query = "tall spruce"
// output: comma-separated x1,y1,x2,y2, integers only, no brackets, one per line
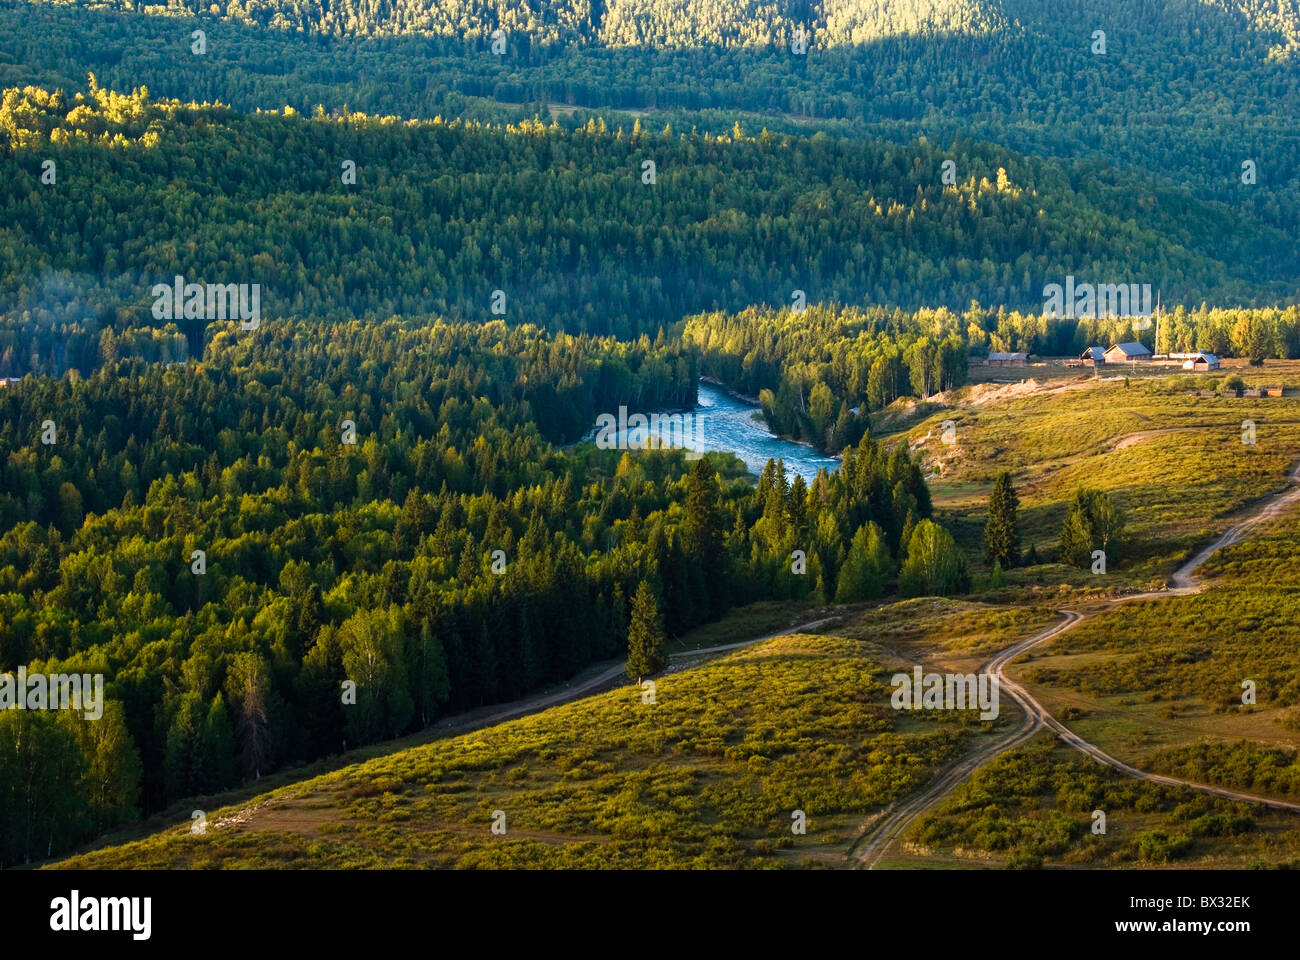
984,471,1020,568
625,581,667,680
683,456,726,615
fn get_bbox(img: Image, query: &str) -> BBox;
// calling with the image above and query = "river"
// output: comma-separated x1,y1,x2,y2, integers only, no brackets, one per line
587,381,840,483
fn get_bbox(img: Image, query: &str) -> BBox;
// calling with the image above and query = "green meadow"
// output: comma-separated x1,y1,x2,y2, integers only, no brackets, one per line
52,626,997,869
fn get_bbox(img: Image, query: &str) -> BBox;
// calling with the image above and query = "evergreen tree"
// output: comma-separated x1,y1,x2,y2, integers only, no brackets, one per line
162,692,205,803
200,694,238,793
984,471,1020,568
625,580,667,680
410,621,451,728
608,582,628,657
298,624,346,757
683,457,726,615
788,473,809,538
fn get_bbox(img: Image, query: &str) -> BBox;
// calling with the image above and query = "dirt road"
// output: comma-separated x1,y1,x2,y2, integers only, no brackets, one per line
853,461,1300,868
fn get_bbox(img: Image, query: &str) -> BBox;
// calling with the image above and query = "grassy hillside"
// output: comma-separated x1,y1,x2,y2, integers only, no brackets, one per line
1016,502,1300,793
882,370,1300,867
49,625,1004,869
901,370,1300,584
903,734,1300,869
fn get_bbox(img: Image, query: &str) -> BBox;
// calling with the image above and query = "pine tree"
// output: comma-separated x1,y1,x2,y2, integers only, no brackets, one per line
625,580,667,680
984,471,1020,568
200,694,238,792
788,473,809,537
412,621,451,727
162,692,204,802
608,582,628,656
683,457,726,615
989,560,1006,588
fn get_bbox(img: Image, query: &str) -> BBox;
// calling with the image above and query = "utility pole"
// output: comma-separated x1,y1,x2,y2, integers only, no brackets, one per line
1154,291,1162,357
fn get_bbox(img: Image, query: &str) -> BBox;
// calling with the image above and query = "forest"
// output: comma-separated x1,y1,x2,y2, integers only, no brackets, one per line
4,0,1299,242
0,315,940,865
682,301,1300,449
1,80,1293,375
2,0,1299,876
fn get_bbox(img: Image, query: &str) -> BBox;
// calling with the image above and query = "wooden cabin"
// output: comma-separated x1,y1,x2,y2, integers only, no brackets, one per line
1104,342,1153,363
1181,352,1220,371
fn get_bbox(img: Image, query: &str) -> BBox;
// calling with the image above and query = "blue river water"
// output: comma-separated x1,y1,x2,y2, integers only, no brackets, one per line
587,380,840,482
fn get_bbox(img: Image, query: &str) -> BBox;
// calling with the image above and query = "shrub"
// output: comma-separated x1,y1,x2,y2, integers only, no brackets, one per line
1133,830,1193,862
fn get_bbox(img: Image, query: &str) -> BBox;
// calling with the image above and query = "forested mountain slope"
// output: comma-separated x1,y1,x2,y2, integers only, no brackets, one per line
2,82,1293,358
4,0,1298,237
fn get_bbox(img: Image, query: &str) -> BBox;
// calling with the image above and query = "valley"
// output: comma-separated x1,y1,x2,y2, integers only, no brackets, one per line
3,0,1300,896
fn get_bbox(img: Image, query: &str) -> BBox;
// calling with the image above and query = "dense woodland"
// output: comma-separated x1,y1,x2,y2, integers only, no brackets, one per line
0,316,939,864
4,0,1299,241
683,302,1300,448
5,82,1289,359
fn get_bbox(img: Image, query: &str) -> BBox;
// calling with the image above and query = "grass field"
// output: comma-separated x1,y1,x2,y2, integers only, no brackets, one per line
47,636,953,869
905,369,1300,588
49,595,1069,870
898,735,1300,869
1009,502,1300,803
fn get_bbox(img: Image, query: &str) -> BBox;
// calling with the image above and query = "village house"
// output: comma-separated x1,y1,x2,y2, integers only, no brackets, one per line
1104,342,1153,363
1079,346,1106,366
1182,352,1220,371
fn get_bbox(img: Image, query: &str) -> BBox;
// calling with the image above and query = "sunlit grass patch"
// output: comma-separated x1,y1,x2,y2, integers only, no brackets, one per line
51,629,987,869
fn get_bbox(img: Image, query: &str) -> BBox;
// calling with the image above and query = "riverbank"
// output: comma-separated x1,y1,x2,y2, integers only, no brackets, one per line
699,374,762,406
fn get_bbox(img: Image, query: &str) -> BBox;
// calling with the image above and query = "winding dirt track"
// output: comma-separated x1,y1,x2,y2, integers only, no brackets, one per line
853,461,1300,869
